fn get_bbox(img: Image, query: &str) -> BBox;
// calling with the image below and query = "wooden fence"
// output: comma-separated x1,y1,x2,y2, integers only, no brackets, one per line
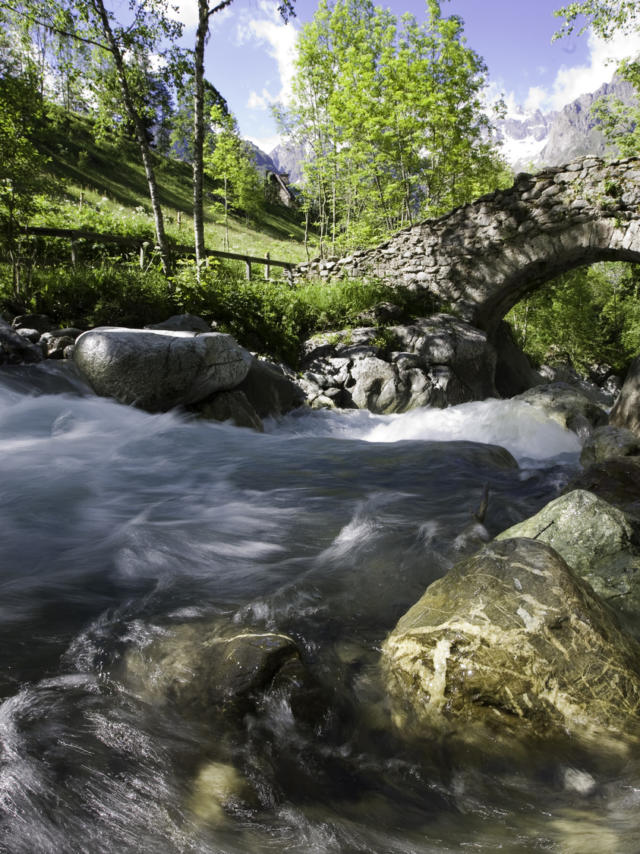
21,226,294,281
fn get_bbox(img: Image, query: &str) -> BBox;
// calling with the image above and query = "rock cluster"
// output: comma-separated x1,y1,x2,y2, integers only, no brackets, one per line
293,155,640,333
300,314,498,412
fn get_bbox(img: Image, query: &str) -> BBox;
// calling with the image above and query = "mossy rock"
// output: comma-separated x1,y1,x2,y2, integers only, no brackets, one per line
382,539,640,752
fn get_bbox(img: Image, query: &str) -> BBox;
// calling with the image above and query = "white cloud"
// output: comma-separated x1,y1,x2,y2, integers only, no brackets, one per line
247,88,276,110
506,27,639,117
237,0,299,106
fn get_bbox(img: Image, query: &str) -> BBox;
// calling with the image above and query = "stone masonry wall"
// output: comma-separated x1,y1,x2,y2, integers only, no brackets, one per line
292,156,640,335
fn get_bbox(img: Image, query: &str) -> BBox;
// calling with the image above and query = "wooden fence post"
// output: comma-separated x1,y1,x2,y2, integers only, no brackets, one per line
265,252,270,281
70,239,77,269
245,260,251,281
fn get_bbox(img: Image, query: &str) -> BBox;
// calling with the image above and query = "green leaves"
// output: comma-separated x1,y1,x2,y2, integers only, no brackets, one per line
282,0,509,254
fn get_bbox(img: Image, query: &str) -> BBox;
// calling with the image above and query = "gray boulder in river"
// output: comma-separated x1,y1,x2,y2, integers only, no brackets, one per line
496,489,640,629
382,538,640,752
73,327,252,412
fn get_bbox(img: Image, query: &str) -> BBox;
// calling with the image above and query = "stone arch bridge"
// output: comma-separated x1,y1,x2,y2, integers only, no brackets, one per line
293,156,640,337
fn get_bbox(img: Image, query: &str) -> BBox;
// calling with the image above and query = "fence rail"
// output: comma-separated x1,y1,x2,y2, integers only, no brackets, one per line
21,226,294,280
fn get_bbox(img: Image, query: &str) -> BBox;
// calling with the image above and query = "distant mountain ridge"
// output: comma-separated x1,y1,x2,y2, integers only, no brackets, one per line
496,74,638,172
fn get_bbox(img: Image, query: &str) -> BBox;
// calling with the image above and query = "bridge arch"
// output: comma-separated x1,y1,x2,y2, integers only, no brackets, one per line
293,156,640,338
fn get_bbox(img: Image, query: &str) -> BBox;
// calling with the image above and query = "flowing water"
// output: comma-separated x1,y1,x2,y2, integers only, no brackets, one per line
1,362,639,853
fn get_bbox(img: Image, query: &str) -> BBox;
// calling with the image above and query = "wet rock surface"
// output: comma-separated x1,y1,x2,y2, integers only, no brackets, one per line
383,538,640,750
565,457,640,520
1,316,43,365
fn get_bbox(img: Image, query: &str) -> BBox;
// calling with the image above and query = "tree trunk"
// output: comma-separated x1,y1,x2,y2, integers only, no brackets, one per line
193,0,208,280
91,0,172,275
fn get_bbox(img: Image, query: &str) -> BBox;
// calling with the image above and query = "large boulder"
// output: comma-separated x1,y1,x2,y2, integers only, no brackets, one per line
610,354,640,437
382,538,640,751
512,382,608,438
0,316,43,365
196,389,264,432
496,490,640,626
73,327,251,411
145,313,211,333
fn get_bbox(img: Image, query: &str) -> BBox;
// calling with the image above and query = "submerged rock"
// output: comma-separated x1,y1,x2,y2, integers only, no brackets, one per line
382,538,640,751
610,354,640,438
496,490,640,624
124,623,305,723
73,327,251,412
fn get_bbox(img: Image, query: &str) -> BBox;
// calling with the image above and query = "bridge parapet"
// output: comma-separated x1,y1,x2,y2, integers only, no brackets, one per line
293,156,640,335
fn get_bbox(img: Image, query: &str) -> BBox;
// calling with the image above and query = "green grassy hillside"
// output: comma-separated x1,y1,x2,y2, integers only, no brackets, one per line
34,111,311,264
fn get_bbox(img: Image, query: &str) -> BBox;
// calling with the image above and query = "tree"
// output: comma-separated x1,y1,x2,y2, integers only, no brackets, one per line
191,0,296,277
204,105,263,248
281,0,509,254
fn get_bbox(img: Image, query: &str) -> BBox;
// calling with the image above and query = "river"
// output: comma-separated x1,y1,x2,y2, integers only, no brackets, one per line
1,362,638,853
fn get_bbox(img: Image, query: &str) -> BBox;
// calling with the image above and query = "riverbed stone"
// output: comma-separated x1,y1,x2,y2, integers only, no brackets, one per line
235,357,306,419
610,354,640,437
580,425,640,465
513,382,608,437
496,490,640,624
382,538,640,751
73,327,252,412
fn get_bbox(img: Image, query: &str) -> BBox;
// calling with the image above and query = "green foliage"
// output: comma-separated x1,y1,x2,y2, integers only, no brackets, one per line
281,0,510,254
204,105,264,248
507,263,640,374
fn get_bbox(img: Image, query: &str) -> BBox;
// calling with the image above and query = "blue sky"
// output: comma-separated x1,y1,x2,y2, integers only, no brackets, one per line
170,0,639,153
